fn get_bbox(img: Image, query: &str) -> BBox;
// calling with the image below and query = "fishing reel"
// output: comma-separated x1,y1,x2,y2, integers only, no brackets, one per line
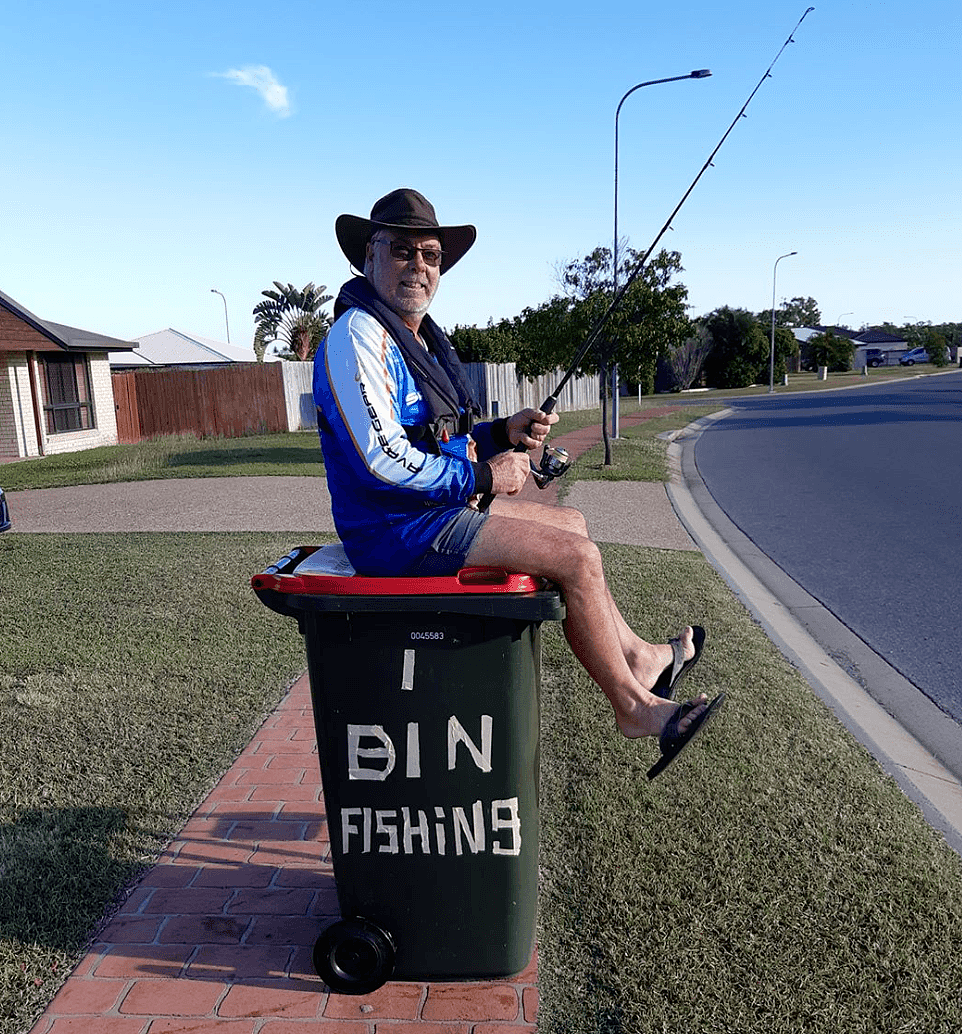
529,443,571,489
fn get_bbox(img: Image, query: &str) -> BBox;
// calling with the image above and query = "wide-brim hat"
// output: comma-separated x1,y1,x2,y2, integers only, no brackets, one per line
335,188,476,275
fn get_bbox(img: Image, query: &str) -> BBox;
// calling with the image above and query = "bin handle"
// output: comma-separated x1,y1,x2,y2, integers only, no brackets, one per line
251,571,306,593
250,546,319,594
456,566,512,586
261,545,318,577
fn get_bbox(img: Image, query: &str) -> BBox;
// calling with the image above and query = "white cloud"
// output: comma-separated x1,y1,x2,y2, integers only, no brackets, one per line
212,65,291,118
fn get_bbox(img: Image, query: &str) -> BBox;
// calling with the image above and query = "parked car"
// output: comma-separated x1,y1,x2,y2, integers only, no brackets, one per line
899,347,930,366
0,487,10,532
865,348,887,367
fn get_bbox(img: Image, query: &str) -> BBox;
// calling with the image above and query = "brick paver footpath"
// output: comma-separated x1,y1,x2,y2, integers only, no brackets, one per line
29,675,538,1033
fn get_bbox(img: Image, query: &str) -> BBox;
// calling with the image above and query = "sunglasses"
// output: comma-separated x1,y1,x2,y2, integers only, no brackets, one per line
374,239,444,268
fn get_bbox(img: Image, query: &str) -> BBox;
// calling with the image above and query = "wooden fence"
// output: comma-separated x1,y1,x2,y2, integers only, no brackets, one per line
112,364,287,443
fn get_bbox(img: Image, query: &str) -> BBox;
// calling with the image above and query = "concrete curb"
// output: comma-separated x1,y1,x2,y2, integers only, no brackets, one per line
666,409,962,857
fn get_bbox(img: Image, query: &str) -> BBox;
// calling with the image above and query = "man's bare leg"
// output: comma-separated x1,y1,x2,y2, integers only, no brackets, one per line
487,497,694,692
465,506,705,740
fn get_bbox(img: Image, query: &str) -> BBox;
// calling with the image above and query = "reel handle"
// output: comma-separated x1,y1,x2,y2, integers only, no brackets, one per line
476,396,560,512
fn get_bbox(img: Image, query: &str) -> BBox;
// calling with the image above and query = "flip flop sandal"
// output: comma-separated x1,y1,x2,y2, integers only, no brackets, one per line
652,626,706,701
647,692,726,780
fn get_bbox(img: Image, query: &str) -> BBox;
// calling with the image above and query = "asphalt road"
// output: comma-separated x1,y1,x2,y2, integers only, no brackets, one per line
693,370,962,724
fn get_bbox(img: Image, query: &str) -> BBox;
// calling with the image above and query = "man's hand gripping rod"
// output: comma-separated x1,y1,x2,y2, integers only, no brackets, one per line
476,7,814,513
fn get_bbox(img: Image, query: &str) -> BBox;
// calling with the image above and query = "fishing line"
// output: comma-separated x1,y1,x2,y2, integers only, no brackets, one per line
549,6,816,406
477,7,816,510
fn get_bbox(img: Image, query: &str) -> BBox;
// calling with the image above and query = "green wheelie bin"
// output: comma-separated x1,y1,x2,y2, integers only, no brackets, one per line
252,543,565,994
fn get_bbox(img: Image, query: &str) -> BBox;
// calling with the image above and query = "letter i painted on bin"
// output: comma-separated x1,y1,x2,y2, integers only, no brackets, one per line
401,651,421,777
401,649,415,692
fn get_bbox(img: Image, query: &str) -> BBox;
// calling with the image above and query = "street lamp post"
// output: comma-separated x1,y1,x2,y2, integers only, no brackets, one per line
769,252,797,393
611,69,711,442
210,288,230,344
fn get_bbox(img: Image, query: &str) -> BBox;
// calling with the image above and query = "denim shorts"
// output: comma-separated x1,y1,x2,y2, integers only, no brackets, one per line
411,506,490,577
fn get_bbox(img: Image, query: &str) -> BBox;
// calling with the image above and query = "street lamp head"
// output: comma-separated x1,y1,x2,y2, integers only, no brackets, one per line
690,69,712,78
210,288,230,342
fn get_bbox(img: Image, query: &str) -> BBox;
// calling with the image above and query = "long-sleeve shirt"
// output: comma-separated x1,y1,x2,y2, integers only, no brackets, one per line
313,306,507,575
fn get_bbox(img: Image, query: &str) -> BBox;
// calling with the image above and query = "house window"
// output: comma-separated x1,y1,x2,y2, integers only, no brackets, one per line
39,354,95,434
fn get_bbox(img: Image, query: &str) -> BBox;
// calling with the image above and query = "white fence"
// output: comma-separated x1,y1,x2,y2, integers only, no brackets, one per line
283,361,598,430
280,362,317,431
462,363,597,418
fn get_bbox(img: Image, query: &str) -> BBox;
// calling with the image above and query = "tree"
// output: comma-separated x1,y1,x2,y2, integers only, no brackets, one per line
527,246,692,462
449,320,520,364
923,328,950,367
774,296,821,328
510,296,582,378
806,329,854,372
252,324,271,363
702,308,769,388
252,282,333,361
553,246,692,391
664,323,713,392
768,324,798,381
933,322,962,360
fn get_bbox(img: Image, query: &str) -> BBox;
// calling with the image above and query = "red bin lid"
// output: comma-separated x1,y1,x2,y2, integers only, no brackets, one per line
250,544,542,597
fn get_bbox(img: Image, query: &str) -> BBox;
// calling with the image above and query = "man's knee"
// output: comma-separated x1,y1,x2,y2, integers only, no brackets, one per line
491,497,589,537
559,505,589,538
535,501,590,538
559,535,604,586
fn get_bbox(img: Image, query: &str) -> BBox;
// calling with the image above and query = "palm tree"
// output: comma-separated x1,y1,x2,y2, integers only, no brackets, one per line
252,282,333,361
252,323,272,363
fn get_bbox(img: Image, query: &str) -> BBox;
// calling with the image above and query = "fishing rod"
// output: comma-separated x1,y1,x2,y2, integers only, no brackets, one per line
478,6,815,508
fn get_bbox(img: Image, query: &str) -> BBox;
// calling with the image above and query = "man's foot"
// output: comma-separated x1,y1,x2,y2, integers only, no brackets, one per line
652,626,706,700
629,626,697,695
647,693,726,780
615,690,709,740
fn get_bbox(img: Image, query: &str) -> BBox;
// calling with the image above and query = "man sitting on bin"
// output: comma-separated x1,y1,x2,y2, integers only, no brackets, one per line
313,188,723,778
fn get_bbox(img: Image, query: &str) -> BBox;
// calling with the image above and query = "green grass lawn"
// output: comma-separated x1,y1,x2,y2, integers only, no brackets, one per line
558,405,722,486
0,431,325,491
670,362,954,398
538,545,962,1033
0,532,318,1034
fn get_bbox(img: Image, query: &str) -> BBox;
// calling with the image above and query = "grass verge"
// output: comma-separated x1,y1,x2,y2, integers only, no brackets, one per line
538,543,962,1033
0,432,325,491
560,405,722,485
0,531,324,1034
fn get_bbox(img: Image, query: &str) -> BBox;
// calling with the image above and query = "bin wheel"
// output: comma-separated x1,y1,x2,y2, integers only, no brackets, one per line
313,918,396,995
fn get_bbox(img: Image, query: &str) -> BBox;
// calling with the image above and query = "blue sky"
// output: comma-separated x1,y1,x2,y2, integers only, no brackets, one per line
2,0,959,348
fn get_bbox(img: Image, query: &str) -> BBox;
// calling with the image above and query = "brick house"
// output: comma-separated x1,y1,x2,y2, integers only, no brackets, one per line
0,288,136,460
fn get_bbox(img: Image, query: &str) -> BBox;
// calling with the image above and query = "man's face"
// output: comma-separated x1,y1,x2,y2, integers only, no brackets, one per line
365,231,442,329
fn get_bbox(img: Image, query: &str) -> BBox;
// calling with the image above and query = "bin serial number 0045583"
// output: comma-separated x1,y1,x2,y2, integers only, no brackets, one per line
409,630,444,640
